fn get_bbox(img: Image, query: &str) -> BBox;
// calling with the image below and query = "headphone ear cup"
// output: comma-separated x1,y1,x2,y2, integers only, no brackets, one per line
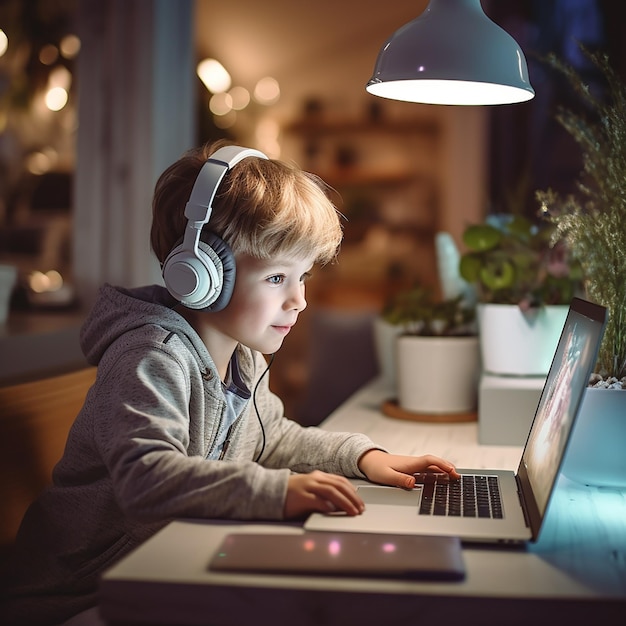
197,231,236,312
162,231,235,311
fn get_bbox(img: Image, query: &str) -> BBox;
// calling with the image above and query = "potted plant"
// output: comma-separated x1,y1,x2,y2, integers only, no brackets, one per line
459,213,582,376
380,285,479,417
535,46,626,487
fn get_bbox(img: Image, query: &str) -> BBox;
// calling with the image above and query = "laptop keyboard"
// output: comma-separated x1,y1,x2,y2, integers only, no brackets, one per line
414,473,503,519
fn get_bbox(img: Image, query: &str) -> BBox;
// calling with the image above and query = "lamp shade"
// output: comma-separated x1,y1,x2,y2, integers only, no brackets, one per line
366,0,535,105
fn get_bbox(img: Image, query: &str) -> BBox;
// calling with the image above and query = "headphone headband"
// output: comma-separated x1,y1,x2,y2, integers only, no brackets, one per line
184,146,269,225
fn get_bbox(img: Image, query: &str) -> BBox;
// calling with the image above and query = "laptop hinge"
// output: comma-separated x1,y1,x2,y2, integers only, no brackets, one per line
515,474,531,529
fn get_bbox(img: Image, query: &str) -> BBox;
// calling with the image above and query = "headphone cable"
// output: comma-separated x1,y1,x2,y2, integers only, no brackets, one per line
253,353,275,463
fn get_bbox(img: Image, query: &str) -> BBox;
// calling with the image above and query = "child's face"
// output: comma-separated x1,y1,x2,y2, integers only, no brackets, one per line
210,252,314,355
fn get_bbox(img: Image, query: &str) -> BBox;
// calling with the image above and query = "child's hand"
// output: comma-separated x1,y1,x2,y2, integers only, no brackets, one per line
358,450,461,489
284,470,365,519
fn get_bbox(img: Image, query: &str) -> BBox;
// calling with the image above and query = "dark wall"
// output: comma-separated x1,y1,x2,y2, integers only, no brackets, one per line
485,0,626,218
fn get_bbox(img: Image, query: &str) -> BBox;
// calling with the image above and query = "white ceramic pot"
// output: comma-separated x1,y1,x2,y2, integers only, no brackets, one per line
561,387,626,488
396,335,480,414
372,317,403,387
478,304,568,376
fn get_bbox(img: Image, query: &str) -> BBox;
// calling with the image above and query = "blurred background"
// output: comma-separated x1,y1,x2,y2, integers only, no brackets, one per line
1,0,625,423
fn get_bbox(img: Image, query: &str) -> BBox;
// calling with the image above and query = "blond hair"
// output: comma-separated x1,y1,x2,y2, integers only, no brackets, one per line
151,141,343,265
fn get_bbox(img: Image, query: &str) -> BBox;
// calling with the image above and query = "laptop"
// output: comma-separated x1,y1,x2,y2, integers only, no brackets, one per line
305,297,608,544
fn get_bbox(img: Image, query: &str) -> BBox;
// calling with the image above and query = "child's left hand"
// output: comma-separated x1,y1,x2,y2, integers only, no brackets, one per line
358,449,460,489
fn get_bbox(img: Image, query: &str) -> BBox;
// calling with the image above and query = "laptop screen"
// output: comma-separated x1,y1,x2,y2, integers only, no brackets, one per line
520,298,607,518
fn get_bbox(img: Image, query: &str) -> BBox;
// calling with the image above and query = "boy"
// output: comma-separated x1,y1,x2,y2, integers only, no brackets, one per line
2,142,459,625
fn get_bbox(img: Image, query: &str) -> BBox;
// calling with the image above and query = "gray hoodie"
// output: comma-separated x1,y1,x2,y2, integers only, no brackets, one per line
1,284,379,626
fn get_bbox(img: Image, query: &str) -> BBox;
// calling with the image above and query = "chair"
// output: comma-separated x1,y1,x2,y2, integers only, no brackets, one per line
0,367,97,549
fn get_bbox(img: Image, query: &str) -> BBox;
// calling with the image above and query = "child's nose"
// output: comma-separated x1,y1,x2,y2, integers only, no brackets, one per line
285,285,307,312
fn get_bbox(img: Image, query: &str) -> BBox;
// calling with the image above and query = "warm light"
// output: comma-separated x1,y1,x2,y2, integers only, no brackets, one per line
253,76,280,105
49,65,72,90
29,270,63,293
26,151,54,175
229,86,250,110
209,92,233,116
39,44,58,65
45,86,68,111
0,30,8,57
60,34,80,58
46,270,63,290
197,58,231,93
30,271,48,293
367,79,534,106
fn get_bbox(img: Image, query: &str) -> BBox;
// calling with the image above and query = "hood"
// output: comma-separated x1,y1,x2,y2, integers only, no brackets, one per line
80,283,201,366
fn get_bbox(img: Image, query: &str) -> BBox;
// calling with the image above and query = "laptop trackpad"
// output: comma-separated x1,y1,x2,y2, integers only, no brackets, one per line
358,486,420,506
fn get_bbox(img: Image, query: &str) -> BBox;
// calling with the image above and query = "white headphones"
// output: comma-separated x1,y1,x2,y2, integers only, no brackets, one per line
162,145,269,311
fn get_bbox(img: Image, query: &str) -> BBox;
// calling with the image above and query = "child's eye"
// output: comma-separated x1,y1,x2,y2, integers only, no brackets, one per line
267,274,285,285
301,272,312,283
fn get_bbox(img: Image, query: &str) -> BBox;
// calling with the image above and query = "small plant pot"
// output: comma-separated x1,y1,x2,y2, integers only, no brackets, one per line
561,387,626,488
372,317,403,387
478,304,568,376
396,335,480,414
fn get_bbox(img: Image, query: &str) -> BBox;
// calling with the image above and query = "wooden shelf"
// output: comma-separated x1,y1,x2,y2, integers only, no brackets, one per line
286,118,440,137
314,169,416,187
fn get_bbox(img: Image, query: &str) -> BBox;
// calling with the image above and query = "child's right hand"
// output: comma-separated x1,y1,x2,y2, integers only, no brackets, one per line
284,470,365,519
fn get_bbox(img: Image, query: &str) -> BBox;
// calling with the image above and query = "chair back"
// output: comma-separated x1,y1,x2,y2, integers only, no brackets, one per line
0,367,96,547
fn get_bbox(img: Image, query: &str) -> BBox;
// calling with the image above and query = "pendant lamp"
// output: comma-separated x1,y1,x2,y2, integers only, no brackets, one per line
366,0,535,105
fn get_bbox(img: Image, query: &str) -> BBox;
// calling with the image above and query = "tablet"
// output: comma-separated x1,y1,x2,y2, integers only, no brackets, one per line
208,531,465,580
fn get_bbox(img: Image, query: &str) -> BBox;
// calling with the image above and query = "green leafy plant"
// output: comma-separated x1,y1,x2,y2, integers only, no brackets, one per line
381,285,475,337
535,47,626,383
458,214,582,309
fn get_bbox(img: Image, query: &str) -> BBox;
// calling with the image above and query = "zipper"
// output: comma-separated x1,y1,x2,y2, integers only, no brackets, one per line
218,416,243,460
218,423,234,460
